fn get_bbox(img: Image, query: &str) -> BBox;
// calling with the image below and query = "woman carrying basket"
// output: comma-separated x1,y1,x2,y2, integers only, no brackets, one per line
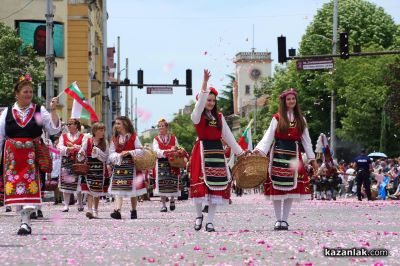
190,69,245,232
152,118,182,212
77,122,109,219
57,118,87,212
108,116,146,219
0,74,61,235
254,88,318,231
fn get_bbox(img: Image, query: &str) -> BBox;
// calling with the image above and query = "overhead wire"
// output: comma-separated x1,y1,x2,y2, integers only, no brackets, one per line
0,0,35,21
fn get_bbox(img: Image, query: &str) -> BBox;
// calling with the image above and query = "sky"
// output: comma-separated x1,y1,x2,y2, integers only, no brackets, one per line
107,0,400,134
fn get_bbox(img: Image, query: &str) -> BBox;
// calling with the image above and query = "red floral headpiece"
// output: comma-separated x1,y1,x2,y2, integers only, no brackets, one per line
279,88,297,99
196,87,218,101
18,74,33,83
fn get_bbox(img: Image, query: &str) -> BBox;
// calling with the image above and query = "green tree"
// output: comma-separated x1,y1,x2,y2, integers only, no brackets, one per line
0,22,45,105
217,74,235,115
256,0,400,153
169,102,197,152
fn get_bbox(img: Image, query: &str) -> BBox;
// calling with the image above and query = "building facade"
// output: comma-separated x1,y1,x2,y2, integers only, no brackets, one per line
0,0,69,120
0,0,106,124
234,51,272,117
68,0,105,124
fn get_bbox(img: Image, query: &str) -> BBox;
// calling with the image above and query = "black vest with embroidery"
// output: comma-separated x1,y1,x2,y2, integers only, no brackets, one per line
5,104,43,138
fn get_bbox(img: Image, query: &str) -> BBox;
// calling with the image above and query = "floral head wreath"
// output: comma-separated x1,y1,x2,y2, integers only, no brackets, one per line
157,118,168,128
158,118,167,124
279,88,297,99
18,74,33,84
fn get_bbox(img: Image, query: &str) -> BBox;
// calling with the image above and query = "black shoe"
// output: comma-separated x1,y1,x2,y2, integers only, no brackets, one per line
170,201,176,211
280,221,289,230
274,221,282,231
205,223,215,232
37,210,43,218
202,205,208,213
160,207,167,212
77,207,84,212
131,210,137,219
194,215,203,231
110,209,122,220
86,212,94,219
17,223,32,235
358,198,362,201
30,212,37,219
5,206,12,212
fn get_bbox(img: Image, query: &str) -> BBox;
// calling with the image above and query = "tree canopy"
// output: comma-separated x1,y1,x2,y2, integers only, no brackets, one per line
0,22,45,106
255,0,400,157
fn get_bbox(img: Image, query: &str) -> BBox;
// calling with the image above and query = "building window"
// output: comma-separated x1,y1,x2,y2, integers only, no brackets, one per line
245,85,251,95
40,78,62,103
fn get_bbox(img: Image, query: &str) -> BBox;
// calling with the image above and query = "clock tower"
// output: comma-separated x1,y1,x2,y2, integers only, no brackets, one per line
234,51,272,117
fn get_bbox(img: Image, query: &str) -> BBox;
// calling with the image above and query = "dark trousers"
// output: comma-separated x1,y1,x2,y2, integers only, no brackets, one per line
356,170,371,200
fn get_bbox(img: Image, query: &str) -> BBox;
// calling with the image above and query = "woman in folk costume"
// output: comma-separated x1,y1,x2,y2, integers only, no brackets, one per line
153,118,181,212
77,122,108,219
190,69,245,232
254,88,318,230
57,118,87,212
108,116,146,219
0,74,61,235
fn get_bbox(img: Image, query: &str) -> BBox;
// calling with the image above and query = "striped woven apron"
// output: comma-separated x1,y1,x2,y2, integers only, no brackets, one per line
270,139,300,191
157,158,179,194
111,157,135,191
59,156,80,192
85,157,105,195
201,140,229,191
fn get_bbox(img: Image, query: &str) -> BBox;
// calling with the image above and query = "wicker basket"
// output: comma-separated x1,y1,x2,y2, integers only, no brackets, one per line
72,163,89,175
168,156,188,168
232,155,269,189
134,149,157,170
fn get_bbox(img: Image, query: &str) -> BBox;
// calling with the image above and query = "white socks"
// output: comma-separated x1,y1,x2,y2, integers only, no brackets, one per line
273,199,293,222
195,203,203,218
281,199,293,222
21,209,31,226
194,203,217,225
206,204,217,224
63,192,71,208
273,200,282,221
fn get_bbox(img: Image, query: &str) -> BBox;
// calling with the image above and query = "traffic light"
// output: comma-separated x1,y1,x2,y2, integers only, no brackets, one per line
340,32,349,59
186,69,192,96
137,69,143,88
288,48,296,57
123,78,130,85
277,36,287,63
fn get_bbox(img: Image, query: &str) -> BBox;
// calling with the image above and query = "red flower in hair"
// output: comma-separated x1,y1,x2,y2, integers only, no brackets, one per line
196,87,219,100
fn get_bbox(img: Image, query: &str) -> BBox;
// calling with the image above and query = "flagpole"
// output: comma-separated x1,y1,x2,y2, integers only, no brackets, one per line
56,90,65,98
247,119,254,129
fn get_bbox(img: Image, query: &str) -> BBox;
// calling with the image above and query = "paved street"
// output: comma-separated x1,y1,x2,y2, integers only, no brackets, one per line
0,195,399,265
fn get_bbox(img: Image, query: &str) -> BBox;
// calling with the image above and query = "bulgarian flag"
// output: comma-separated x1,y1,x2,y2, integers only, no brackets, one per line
64,82,99,122
237,119,253,151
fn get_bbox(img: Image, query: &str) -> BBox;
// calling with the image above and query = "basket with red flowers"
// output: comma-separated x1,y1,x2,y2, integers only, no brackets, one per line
165,146,189,168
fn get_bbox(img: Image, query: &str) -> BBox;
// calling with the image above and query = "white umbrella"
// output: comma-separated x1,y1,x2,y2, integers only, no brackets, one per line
368,152,387,158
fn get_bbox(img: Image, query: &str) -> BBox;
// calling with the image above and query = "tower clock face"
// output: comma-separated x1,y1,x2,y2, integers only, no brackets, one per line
250,68,261,80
